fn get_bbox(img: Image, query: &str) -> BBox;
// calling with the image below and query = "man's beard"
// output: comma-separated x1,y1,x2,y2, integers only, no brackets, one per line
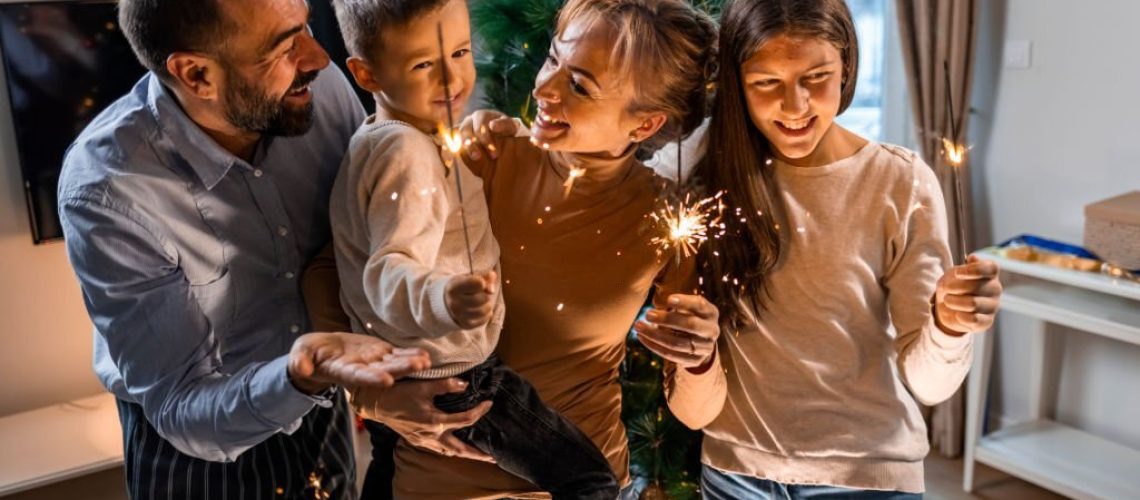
222,67,320,137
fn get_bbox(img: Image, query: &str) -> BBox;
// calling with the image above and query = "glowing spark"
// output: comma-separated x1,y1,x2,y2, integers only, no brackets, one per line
649,191,725,261
941,137,966,167
557,303,564,311
941,136,971,264
390,192,398,201
562,166,587,197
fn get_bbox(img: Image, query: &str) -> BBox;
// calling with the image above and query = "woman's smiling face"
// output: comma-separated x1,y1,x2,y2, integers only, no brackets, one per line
530,17,658,157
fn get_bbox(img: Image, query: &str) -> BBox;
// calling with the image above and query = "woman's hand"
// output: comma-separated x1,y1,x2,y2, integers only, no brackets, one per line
634,294,720,370
349,378,494,462
459,109,518,162
934,255,1002,335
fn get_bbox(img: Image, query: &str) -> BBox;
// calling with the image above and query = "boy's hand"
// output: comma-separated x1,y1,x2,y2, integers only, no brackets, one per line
444,270,498,329
459,110,517,162
934,255,1002,335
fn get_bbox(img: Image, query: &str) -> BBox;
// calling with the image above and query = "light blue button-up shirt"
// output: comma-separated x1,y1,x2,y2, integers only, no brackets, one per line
58,68,365,462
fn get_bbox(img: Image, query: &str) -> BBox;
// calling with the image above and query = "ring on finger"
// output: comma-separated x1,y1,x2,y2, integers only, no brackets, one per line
688,338,696,355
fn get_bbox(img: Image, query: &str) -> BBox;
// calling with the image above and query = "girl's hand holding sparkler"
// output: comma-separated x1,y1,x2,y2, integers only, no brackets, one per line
933,255,1002,335
445,270,498,329
459,109,518,162
634,294,720,370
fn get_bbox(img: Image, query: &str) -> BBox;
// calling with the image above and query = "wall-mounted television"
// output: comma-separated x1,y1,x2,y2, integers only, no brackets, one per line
0,0,366,244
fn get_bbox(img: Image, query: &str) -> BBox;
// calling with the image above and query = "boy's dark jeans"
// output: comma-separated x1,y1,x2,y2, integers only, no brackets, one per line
362,356,619,499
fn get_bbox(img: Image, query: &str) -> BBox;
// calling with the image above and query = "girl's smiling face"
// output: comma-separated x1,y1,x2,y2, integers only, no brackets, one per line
740,33,845,164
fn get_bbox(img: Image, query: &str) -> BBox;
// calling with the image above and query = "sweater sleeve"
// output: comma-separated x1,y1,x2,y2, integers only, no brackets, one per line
358,128,463,338
655,253,727,429
886,161,973,406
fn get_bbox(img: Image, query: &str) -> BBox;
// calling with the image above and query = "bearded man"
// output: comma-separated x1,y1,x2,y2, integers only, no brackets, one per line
56,1,426,498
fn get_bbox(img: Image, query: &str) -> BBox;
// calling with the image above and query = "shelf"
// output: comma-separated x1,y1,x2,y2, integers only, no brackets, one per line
975,420,1140,500
1001,281,1140,346
0,393,123,497
976,247,1140,302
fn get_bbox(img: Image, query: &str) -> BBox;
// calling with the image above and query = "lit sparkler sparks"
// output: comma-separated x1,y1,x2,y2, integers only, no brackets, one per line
650,191,725,262
562,165,586,197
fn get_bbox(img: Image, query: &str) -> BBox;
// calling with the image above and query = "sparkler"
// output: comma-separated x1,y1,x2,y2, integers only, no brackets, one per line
650,137,724,264
943,60,970,265
649,191,724,261
438,22,474,274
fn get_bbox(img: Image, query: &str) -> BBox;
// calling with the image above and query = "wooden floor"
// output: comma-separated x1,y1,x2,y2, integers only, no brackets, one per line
924,452,1067,500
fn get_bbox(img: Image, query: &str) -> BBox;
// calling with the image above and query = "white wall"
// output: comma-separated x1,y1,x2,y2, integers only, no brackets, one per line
0,51,102,417
970,0,1140,448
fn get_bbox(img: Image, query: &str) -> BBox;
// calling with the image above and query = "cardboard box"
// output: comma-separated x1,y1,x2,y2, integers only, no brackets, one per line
1084,191,1140,270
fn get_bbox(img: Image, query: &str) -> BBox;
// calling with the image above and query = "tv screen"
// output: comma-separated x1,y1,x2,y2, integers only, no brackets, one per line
0,1,142,243
0,0,366,244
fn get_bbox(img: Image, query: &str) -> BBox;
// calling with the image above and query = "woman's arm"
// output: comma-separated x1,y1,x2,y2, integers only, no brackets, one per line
350,378,494,462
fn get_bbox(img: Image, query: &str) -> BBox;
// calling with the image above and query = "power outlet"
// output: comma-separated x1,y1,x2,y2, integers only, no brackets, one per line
1004,40,1032,69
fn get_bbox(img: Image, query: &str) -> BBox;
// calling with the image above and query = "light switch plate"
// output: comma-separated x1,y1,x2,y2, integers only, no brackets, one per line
1004,40,1032,69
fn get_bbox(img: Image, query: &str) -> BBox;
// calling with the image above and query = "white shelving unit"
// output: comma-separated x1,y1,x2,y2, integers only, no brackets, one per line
963,248,1140,499
0,393,122,497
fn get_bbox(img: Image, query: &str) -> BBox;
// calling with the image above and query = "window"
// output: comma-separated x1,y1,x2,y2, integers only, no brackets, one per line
836,0,912,146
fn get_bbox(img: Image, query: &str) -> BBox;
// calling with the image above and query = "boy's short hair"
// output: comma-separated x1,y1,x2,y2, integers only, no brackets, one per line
332,0,454,64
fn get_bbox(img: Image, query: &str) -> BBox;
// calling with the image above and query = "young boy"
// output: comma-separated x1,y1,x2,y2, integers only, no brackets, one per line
326,1,619,498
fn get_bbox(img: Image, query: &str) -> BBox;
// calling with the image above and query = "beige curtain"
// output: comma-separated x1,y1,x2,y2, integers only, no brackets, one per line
896,0,979,458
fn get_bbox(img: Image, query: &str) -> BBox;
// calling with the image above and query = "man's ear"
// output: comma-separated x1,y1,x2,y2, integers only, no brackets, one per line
166,52,220,99
630,112,668,143
346,56,382,93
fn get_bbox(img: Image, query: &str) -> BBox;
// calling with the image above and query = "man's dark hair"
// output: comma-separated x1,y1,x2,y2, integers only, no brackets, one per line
118,0,232,80
332,0,452,64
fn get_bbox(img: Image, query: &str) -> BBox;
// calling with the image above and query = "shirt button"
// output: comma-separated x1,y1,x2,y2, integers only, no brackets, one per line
284,271,296,279
290,324,301,334
253,169,263,178
277,226,289,237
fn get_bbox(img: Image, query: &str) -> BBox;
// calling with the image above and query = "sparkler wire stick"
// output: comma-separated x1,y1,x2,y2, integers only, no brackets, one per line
438,23,475,274
944,60,969,265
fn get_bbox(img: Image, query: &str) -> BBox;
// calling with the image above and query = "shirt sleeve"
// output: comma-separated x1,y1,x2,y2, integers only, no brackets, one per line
357,130,463,337
886,162,973,406
655,252,727,430
301,243,353,332
60,191,326,463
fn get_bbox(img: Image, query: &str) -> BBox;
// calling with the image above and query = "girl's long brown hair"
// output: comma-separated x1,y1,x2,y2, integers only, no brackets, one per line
697,0,859,329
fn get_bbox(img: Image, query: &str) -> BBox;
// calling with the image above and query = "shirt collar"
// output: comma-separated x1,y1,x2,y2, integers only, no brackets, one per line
145,73,248,190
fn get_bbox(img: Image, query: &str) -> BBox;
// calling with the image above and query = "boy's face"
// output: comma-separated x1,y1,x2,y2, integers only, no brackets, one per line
364,0,475,132
740,33,844,163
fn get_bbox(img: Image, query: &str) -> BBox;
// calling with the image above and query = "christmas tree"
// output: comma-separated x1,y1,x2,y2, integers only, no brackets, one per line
471,1,725,498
